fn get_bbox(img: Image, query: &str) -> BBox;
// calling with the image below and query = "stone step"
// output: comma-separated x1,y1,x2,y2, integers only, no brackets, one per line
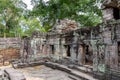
45,62,98,80
68,65,93,74
12,61,45,68
68,74,82,80
45,62,71,73
70,70,96,80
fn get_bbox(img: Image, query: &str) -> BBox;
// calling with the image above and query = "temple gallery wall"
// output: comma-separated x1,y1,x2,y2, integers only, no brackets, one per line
20,20,120,73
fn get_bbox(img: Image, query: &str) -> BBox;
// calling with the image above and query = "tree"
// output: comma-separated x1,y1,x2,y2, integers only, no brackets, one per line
0,0,27,37
18,16,46,37
31,0,102,29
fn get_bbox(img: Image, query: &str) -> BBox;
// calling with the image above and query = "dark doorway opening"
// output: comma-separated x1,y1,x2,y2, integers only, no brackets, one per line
64,45,71,57
118,42,120,64
113,8,120,20
75,45,79,58
85,45,93,65
50,45,54,54
85,45,89,62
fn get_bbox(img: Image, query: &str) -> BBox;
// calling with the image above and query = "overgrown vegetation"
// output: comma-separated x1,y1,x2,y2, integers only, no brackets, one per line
0,0,103,37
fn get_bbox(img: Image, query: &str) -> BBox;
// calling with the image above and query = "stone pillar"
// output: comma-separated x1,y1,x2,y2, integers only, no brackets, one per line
105,42,118,68
70,44,77,62
53,38,61,60
70,31,79,62
78,45,85,65
46,45,50,57
54,45,59,55
60,38,67,58
20,39,24,62
91,40,98,72
61,45,67,57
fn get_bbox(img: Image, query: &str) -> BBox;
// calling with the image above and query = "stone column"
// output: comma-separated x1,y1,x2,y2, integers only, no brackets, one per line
70,44,77,62
91,40,98,72
61,45,67,57
53,38,61,60
20,39,24,62
78,45,85,65
60,38,67,58
70,31,79,62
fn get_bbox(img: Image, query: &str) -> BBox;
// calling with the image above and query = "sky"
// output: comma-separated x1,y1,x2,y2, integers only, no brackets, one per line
22,0,33,10
22,0,49,10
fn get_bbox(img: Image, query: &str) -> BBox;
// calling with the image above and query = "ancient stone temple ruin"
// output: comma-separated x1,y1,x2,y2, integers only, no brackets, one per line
18,0,120,79
1,0,120,80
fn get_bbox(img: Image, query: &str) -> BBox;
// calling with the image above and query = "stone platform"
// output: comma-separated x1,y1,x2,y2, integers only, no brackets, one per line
17,65,80,80
13,61,98,80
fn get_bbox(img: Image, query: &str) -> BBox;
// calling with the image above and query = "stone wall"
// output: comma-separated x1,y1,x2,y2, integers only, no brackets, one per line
27,27,98,65
23,22,120,73
0,38,21,65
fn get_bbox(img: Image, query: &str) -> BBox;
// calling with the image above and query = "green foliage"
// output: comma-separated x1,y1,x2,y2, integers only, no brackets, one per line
0,0,47,37
18,16,47,37
0,0,29,37
0,0,103,37
31,0,102,27
0,0,27,37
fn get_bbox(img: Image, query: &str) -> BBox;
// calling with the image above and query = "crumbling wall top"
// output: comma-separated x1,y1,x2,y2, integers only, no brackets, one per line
50,19,80,33
102,0,119,8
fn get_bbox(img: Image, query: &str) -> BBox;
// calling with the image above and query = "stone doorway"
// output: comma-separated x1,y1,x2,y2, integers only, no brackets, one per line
118,42,120,65
50,45,55,54
85,45,93,66
64,45,71,57
113,7,120,20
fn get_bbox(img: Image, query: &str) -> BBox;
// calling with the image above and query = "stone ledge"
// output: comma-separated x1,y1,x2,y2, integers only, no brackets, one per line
44,62,97,80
